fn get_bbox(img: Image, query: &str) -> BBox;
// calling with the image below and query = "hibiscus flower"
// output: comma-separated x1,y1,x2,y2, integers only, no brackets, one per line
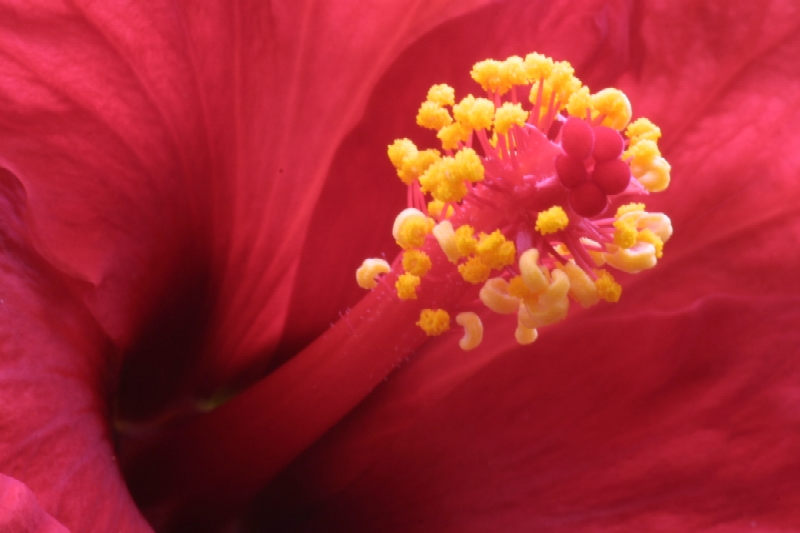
1,0,799,532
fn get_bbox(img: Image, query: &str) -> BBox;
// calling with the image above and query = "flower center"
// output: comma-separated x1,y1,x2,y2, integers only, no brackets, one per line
357,52,673,350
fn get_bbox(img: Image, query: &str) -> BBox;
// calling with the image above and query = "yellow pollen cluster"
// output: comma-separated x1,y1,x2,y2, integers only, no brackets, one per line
453,95,495,131
395,272,421,300
624,121,670,192
419,148,484,203
402,249,432,276
566,87,632,131
454,228,516,284
417,308,450,336
595,270,622,302
471,56,527,95
427,199,454,219
387,138,441,185
454,225,478,257
529,61,582,120
393,208,434,250
494,102,529,136
427,83,455,106
535,205,569,235
357,50,673,351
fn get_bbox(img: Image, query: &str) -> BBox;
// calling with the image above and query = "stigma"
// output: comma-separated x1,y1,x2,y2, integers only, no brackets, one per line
356,52,673,350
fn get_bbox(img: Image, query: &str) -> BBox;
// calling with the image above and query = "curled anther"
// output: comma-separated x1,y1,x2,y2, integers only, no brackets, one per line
456,312,483,351
356,258,391,289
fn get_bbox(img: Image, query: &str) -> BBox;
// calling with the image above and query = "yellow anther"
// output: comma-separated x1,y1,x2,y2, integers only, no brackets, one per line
432,220,460,263
479,277,520,314
427,199,454,219
437,122,472,150
616,202,646,217
458,256,491,284
456,312,483,351
470,56,526,95
523,52,554,82
475,230,516,270
419,158,468,203
625,117,661,144
591,88,632,130
633,155,671,193
535,205,569,235
470,59,504,93
454,225,478,257
637,229,664,259
453,95,495,130
387,138,418,178
613,218,638,248
547,61,582,106
501,55,527,87
494,102,529,135
515,323,539,345
566,86,592,119
453,148,485,183
402,249,432,276
427,84,455,107
519,249,549,293
395,272,421,300
392,208,434,249
625,139,661,167
417,308,450,336
355,258,391,290
397,148,441,185
416,101,453,130
561,261,599,308
595,270,622,302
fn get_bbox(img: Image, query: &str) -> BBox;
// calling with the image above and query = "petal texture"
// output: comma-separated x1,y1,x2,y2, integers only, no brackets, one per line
0,474,69,533
0,170,151,532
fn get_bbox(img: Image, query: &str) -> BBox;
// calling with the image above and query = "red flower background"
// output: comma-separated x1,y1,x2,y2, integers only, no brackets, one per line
1,0,799,531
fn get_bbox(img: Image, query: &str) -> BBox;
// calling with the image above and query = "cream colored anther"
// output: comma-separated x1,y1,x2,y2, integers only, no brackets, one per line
479,278,519,314
561,261,598,308
604,242,658,273
519,249,548,293
635,212,673,242
518,269,570,328
392,208,427,241
515,323,538,345
538,268,569,305
356,258,391,289
633,156,670,193
456,312,483,351
432,220,460,263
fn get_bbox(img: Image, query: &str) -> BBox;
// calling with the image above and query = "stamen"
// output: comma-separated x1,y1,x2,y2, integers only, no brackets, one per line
356,258,391,290
456,312,483,351
357,51,673,350
417,309,451,336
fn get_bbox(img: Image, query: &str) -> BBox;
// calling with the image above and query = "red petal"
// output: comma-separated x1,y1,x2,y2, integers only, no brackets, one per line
0,171,151,532
0,474,69,533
